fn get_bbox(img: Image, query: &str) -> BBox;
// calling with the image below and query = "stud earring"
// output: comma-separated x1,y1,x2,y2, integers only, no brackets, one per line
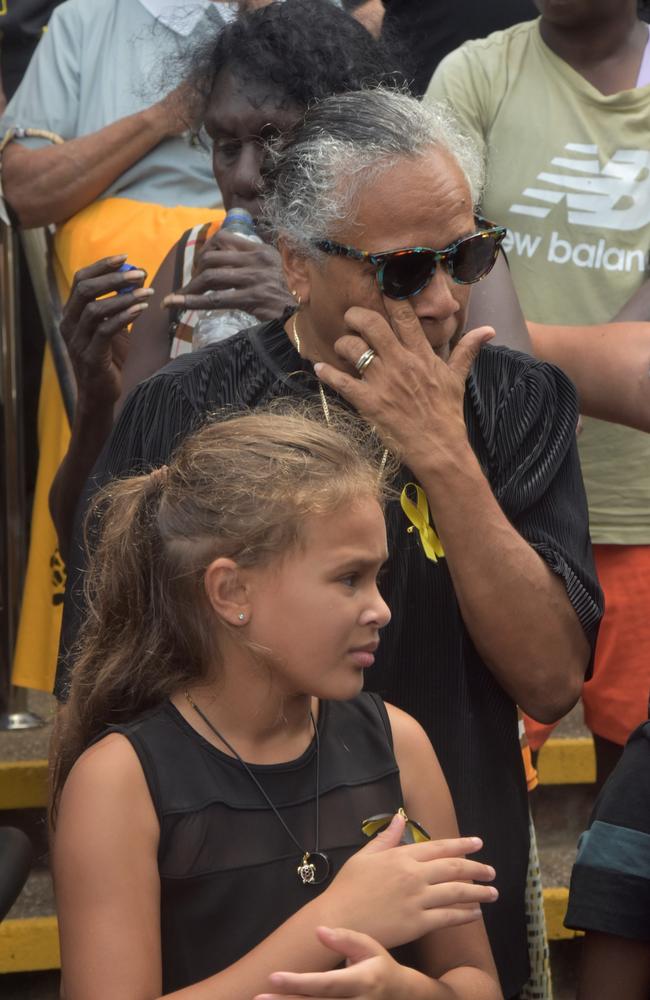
292,289,302,308
238,612,246,622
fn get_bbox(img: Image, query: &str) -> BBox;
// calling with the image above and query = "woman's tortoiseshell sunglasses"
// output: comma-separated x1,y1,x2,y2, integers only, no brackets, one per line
313,219,506,300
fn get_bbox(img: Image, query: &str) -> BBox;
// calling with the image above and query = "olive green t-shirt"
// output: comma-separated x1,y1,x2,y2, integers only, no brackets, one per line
426,19,650,544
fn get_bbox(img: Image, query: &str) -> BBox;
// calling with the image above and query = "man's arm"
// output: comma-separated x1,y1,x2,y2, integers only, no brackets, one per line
0,1,198,229
528,321,650,433
3,85,191,228
566,724,650,999
469,258,650,431
577,933,650,1000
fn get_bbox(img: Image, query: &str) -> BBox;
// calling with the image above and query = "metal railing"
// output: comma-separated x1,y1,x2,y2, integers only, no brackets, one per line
0,219,73,729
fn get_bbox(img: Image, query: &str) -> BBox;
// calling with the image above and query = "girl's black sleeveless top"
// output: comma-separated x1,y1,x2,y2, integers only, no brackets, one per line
111,693,403,993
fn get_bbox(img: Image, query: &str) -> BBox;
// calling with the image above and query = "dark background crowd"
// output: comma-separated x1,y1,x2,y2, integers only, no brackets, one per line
0,3,649,999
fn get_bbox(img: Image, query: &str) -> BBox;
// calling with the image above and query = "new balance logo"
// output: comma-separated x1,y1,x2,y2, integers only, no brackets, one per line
509,144,650,232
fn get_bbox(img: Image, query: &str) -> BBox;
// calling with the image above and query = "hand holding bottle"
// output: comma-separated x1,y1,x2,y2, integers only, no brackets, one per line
162,208,294,346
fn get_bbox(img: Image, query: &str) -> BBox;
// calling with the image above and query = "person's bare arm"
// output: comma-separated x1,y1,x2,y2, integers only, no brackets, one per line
49,259,154,559
528,321,650,432
468,256,650,430
577,932,650,1000
2,82,193,229
351,0,385,38
466,253,533,354
389,705,502,998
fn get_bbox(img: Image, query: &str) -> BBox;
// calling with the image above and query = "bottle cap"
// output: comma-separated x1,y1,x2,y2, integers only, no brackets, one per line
117,262,140,295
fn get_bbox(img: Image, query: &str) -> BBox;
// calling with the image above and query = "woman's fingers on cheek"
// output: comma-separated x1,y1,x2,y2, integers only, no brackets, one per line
343,306,397,350
333,334,372,366
382,295,426,347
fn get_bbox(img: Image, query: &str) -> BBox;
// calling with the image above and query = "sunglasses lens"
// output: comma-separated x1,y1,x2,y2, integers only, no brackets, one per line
362,813,432,844
361,816,390,839
408,821,431,844
381,251,435,299
452,233,501,284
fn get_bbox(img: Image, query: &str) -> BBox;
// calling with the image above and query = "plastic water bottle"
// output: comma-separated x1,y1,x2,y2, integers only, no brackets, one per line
192,207,263,349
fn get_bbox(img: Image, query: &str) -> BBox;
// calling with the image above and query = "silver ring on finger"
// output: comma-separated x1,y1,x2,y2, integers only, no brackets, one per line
355,347,376,376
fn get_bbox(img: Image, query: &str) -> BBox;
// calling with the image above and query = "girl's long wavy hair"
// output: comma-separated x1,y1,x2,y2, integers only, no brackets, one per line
50,408,391,824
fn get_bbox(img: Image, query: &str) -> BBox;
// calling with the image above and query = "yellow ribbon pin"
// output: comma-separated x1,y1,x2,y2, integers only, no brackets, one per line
400,483,445,563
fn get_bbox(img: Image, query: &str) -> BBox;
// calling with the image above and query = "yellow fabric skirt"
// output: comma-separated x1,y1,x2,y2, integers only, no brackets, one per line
12,196,223,691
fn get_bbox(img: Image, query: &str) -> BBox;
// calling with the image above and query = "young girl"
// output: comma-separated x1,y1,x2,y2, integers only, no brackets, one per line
51,410,502,1000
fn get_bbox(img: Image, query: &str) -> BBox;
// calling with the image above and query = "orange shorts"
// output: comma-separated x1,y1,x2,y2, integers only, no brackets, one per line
583,544,650,745
525,544,650,750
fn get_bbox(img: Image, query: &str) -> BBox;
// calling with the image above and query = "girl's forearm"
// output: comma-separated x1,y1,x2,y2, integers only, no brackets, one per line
400,965,502,1000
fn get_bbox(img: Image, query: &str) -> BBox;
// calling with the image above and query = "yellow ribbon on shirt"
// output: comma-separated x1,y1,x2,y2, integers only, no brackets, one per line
400,483,445,563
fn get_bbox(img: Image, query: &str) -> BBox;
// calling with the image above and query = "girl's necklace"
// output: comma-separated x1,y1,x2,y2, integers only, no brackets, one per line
184,689,330,886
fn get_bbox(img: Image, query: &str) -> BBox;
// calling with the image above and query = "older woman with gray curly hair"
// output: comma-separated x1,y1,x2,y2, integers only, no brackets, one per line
57,87,602,999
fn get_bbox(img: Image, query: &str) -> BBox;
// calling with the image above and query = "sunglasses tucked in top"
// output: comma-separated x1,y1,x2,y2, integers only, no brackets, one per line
313,221,506,300
361,808,432,845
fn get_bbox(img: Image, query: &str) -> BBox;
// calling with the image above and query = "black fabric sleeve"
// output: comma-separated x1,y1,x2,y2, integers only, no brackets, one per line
565,723,650,941
101,369,206,479
470,348,603,655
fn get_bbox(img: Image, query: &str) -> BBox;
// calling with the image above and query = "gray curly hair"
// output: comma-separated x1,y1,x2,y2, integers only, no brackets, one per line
261,87,484,256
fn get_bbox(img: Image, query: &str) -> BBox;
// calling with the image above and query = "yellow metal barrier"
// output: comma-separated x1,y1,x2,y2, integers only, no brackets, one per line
0,760,48,810
537,736,596,785
0,916,59,973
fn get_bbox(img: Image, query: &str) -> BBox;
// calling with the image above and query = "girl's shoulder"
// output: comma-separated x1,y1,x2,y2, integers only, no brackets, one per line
383,702,436,763
57,730,158,840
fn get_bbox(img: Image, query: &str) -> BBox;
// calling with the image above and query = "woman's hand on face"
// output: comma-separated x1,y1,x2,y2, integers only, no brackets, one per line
319,813,497,951
255,927,428,1000
162,230,294,320
60,256,153,408
313,297,494,474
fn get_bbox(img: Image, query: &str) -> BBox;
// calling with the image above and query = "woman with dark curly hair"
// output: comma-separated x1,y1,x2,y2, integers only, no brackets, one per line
49,0,402,556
